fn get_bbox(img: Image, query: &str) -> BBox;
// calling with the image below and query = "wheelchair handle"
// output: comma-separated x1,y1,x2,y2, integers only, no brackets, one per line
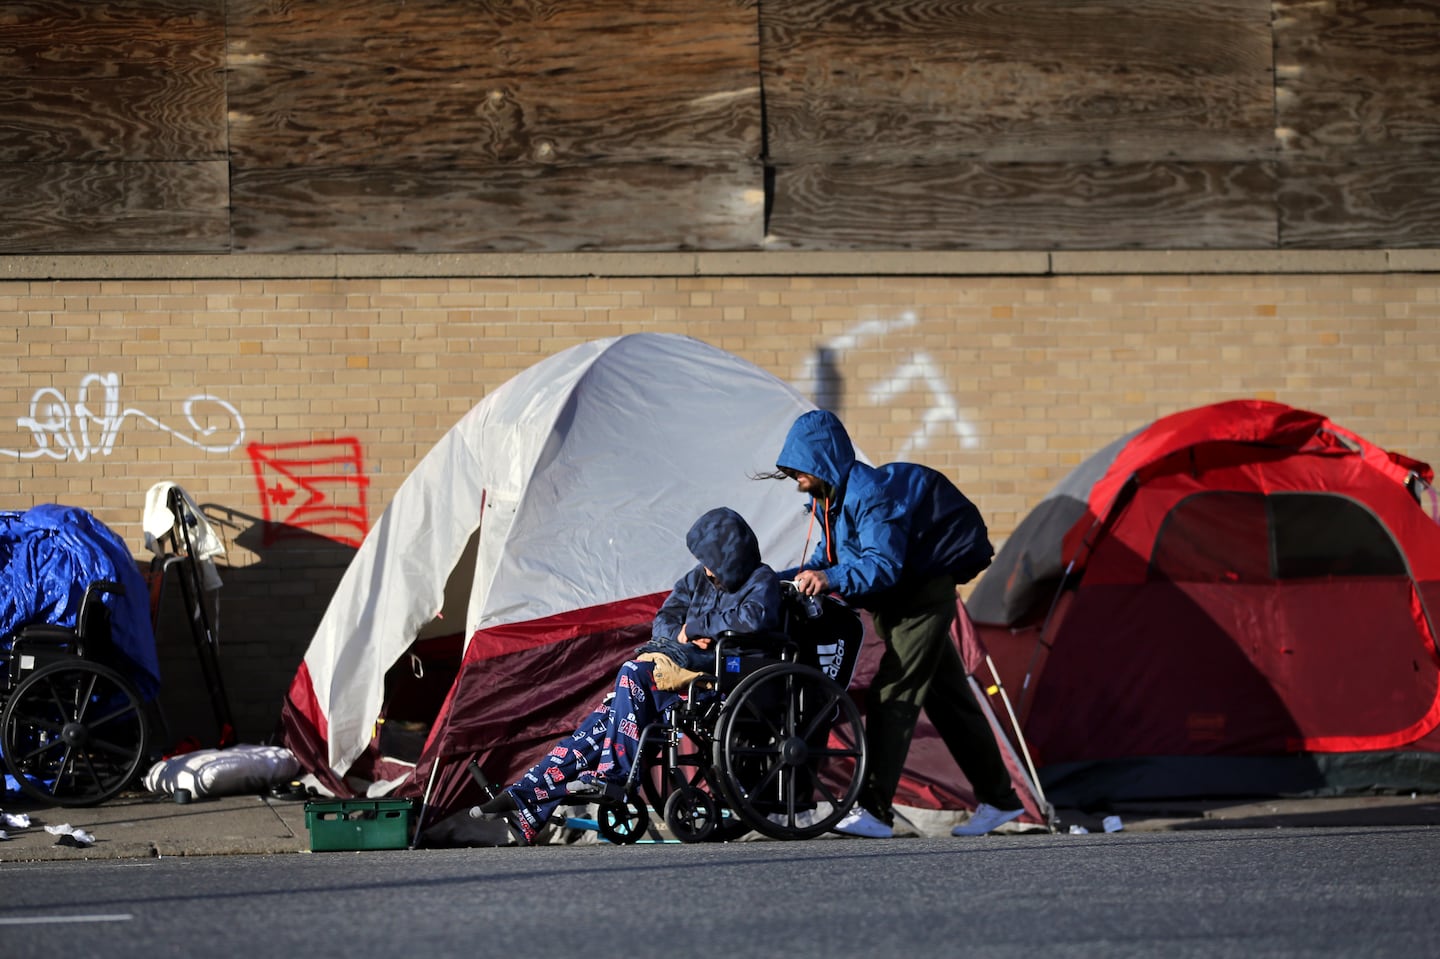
780,581,825,618
77,580,123,624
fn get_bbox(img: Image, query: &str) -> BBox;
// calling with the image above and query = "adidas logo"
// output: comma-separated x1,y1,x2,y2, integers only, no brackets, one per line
815,640,844,680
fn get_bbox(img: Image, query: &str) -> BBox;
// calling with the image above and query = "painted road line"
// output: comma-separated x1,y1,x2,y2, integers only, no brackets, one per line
0,914,133,925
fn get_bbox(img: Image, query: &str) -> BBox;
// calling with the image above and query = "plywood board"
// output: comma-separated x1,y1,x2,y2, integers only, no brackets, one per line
1280,151,1440,248
762,0,1274,165
227,0,761,169
1275,0,1440,153
767,161,1277,250
0,0,225,163
231,161,764,252
0,160,230,253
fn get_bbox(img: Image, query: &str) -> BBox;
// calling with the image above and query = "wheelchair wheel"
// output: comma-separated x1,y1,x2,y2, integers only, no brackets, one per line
712,662,866,841
663,784,720,843
595,796,650,844
1,659,151,807
643,753,753,843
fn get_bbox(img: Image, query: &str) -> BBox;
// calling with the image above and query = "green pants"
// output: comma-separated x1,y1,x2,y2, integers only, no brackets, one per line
862,573,1020,821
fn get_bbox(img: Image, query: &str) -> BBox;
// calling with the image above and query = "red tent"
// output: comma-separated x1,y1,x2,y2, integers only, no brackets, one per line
969,400,1440,804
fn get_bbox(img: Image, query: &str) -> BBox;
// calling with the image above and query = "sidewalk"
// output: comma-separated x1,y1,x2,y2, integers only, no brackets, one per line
0,790,312,862
3,789,1439,862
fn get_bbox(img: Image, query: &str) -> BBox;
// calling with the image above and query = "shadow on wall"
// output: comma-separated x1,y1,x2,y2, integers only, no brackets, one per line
811,345,844,414
149,503,355,751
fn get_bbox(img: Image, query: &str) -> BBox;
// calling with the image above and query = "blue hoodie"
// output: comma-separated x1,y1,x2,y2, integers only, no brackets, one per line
775,410,992,608
641,507,782,672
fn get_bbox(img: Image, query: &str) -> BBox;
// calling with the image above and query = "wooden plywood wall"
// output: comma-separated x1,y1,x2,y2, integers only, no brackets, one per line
763,0,1279,249
225,0,763,252
1,0,1437,253
1275,0,1440,247
0,1,229,252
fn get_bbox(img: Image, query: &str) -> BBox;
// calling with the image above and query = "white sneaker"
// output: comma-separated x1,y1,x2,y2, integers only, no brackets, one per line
833,806,893,838
951,803,1024,836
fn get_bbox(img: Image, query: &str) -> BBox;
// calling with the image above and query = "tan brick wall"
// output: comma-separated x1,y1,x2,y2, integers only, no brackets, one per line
4,269,1439,743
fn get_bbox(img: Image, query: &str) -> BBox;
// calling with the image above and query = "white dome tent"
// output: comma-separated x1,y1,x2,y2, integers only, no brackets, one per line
281,333,816,802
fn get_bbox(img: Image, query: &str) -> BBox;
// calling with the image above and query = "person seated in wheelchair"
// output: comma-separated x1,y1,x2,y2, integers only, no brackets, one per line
476,506,782,844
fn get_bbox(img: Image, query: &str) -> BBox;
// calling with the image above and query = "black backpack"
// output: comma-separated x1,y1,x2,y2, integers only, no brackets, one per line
881,462,994,585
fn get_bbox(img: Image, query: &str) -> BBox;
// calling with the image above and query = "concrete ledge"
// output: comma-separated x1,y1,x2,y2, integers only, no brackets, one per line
1386,249,1440,272
1052,249,1440,274
690,251,1052,276
1050,250,1399,274
3,249,1438,280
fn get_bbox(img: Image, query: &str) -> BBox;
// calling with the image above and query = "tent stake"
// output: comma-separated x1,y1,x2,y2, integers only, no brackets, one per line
969,672,1055,832
982,652,1050,821
411,759,442,849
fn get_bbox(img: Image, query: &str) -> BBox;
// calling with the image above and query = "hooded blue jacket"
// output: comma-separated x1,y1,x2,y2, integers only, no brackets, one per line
775,410,992,608
641,507,782,672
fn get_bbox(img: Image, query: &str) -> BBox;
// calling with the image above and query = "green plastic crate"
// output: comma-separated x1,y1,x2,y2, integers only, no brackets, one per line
305,798,414,851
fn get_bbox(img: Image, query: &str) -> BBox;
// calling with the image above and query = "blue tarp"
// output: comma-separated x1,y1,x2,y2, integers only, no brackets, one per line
0,504,160,699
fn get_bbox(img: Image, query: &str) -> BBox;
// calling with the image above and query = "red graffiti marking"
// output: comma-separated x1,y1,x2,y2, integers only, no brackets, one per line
247,439,370,548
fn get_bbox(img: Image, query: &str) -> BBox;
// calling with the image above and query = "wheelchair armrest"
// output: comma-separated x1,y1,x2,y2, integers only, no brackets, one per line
683,673,719,698
715,628,790,651
713,629,795,670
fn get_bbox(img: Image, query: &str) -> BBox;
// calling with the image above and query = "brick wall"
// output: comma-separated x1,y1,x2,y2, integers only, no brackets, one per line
4,263,1438,745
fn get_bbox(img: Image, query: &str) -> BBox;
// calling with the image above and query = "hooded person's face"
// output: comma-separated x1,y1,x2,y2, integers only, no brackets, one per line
686,506,761,592
781,467,826,496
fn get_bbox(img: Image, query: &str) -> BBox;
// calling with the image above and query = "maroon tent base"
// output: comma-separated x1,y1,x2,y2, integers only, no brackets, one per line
1037,752,1440,807
285,595,1053,834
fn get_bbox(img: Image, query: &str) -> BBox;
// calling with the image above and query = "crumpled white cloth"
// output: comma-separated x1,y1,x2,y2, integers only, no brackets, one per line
2,812,31,829
143,481,225,591
44,823,95,846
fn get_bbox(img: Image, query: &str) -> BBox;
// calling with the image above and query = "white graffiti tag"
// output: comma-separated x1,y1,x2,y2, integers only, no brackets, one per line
1,373,245,461
797,312,979,455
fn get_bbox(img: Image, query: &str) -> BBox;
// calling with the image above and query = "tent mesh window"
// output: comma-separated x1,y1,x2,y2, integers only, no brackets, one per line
1148,492,1407,582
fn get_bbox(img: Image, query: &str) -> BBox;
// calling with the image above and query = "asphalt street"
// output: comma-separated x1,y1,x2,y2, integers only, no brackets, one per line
5,788,1440,860
2,826,1436,959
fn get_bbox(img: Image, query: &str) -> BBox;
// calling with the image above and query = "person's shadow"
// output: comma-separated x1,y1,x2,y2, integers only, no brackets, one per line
147,504,356,752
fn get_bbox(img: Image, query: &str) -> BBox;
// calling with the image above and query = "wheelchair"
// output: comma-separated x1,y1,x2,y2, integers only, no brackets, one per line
1,580,153,806
579,584,868,844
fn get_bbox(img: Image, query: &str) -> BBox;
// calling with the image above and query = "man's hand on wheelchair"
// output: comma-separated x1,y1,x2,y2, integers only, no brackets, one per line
793,568,830,597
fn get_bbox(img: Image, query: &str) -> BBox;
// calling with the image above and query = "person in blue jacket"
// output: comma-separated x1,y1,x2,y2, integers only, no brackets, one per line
769,409,1024,839
477,506,781,844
